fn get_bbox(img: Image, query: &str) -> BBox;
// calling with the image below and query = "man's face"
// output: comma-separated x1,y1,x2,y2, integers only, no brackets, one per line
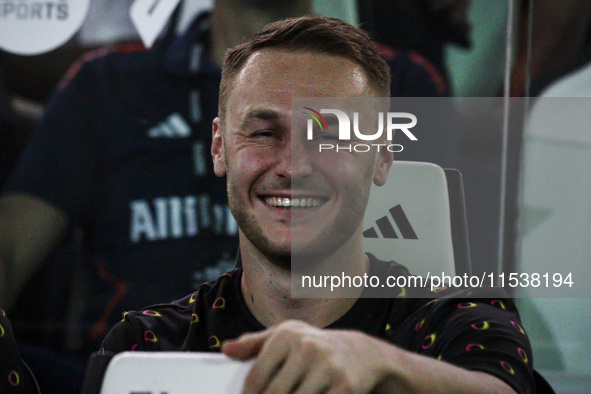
212,49,392,263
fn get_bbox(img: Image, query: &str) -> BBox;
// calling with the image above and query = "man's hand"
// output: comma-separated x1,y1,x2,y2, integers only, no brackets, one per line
223,319,518,394
222,320,397,394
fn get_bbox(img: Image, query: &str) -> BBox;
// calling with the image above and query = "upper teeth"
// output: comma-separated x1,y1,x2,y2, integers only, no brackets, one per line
265,197,323,208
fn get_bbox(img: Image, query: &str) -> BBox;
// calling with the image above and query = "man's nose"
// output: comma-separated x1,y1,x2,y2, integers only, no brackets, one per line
275,138,313,179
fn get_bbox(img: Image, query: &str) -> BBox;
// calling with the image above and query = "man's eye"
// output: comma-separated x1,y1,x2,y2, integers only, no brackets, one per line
253,130,275,138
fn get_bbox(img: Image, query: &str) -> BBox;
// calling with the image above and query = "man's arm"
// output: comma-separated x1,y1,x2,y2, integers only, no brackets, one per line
223,320,519,394
0,50,108,309
0,193,68,309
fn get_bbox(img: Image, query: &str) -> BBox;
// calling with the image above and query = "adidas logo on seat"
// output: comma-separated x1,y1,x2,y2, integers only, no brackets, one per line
148,113,192,138
364,205,418,240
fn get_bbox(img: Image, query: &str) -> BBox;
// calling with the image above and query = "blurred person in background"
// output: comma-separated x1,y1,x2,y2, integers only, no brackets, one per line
510,0,591,97
358,0,472,87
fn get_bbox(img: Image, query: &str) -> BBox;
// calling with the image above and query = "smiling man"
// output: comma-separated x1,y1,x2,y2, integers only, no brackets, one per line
84,17,534,393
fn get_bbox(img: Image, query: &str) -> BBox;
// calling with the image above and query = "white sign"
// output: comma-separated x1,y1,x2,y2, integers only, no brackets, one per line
0,0,91,55
130,0,181,48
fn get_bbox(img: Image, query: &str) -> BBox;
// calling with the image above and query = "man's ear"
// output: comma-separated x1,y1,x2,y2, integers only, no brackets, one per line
212,117,227,177
373,147,393,186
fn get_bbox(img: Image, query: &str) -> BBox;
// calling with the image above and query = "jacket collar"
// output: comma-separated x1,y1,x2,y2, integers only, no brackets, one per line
161,11,218,76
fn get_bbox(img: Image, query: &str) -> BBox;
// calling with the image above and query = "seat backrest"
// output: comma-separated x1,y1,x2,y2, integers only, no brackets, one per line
363,161,470,277
443,168,471,276
533,369,556,394
99,352,253,394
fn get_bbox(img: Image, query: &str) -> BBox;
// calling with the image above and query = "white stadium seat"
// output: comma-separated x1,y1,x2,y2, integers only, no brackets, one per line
363,161,470,277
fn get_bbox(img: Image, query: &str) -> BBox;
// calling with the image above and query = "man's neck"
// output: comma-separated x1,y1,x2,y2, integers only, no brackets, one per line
209,0,312,67
239,235,369,328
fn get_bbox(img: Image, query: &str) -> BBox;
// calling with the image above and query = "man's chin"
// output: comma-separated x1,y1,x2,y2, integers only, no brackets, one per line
261,245,326,271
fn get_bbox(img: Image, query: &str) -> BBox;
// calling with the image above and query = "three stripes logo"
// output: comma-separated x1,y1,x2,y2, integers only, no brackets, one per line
147,113,192,138
364,205,418,240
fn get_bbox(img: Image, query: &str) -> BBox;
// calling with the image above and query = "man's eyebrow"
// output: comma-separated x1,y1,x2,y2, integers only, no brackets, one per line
239,109,282,129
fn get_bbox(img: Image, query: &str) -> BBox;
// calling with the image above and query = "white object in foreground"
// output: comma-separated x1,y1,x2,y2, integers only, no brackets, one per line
100,352,254,394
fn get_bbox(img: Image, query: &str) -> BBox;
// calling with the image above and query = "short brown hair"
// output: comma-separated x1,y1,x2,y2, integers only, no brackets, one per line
218,16,391,117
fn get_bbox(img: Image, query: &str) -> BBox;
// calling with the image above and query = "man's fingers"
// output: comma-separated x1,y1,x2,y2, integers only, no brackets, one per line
292,365,330,394
263,345,307,394
222,330,270,360
241,330,291,394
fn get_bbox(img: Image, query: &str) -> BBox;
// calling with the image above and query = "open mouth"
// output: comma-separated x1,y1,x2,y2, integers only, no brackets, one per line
264,197,325,208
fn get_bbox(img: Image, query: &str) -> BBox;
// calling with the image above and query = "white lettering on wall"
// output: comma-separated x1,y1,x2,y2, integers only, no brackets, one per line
130,195,238,243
